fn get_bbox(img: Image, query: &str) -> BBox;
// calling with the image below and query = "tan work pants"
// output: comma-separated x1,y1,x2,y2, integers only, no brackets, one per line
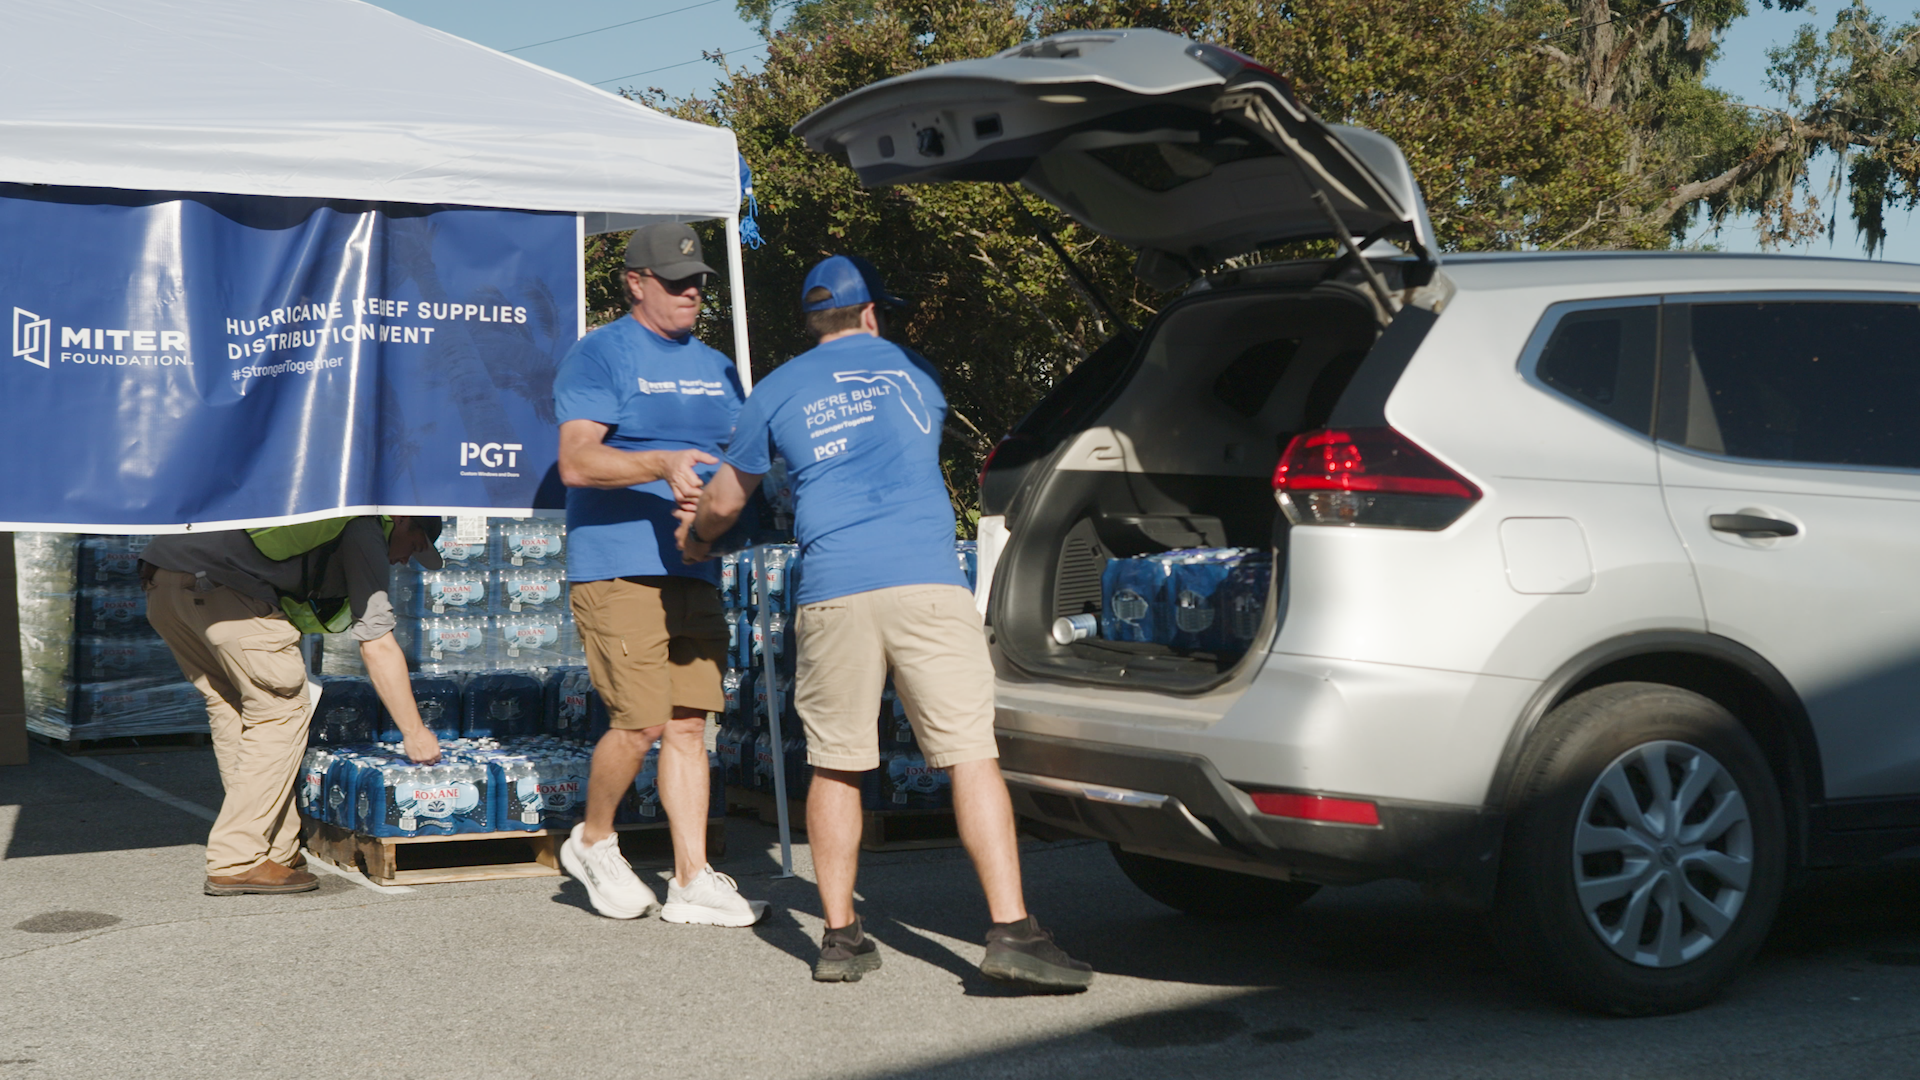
144,568,312,877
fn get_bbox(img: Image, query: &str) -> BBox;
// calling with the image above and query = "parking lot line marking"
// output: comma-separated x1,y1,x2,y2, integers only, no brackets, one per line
60,754,415,895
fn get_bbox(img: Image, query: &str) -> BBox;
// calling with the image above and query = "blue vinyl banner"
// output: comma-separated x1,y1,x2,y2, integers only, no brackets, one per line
0,184,577,529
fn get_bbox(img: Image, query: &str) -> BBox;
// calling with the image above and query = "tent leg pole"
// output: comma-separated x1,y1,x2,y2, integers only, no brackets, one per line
758,548,795,879
0,533,28,766
725,215,753,393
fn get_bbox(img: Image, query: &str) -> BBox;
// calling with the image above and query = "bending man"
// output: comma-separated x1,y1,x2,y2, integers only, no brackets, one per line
141,515,445,896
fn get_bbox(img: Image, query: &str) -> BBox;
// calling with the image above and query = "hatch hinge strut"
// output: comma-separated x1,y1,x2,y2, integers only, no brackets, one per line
1003,184,1135,337
1309,190,1398,326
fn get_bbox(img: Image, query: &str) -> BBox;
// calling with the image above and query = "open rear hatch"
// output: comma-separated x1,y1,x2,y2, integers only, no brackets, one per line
792,27,1437,290
794,29,1440,692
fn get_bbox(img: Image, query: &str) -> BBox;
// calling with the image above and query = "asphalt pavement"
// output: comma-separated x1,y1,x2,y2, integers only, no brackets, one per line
5,741,1920,1079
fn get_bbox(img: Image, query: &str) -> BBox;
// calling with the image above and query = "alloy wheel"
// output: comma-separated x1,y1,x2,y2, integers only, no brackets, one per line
1573,739,1755,967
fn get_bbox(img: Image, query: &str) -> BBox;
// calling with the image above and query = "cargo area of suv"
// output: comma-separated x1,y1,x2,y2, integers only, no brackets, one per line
986,267,1386,690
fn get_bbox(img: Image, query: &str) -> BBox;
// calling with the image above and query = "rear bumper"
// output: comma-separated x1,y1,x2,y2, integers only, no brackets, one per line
998,729,1504,893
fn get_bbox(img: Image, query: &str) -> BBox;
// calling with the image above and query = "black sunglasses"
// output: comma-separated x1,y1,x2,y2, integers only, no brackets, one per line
644,270,712,294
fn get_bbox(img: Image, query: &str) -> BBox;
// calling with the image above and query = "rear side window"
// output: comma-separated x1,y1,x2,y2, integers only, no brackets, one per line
1683,300,1920,468
1530,304,1658,434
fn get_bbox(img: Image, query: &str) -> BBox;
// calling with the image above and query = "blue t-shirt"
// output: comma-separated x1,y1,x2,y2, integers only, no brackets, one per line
553,316,743,584
725,334,967,605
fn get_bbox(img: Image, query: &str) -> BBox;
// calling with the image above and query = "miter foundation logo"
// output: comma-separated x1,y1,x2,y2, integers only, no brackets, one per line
12,307,50,368
9,305,190,370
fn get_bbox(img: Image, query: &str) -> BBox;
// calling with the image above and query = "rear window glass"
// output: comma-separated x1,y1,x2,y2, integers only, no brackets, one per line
1534,305,1658,434
1686,301,1920,468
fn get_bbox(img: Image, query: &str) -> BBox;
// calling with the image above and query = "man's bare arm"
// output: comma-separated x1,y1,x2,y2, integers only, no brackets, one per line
557,419,716,505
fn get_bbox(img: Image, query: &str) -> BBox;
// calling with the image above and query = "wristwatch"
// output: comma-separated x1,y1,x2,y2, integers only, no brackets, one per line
686,519,710,545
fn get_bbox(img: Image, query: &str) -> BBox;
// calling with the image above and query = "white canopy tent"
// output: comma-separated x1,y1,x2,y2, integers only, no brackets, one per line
0,0,787,799
0,0,754,383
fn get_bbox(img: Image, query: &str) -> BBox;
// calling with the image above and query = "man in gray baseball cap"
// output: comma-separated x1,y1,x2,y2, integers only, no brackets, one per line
552,221,763,927
625,221,717,282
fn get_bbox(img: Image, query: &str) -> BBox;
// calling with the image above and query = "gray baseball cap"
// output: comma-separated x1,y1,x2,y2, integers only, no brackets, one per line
624,223,717,280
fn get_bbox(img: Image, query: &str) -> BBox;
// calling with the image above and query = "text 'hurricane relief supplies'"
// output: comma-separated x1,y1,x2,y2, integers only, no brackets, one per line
1097,548,1271,656
15,533,210,741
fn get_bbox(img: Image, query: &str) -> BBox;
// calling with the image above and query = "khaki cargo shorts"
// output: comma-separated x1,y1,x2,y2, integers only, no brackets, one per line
571,575,727,731
793,583,998,771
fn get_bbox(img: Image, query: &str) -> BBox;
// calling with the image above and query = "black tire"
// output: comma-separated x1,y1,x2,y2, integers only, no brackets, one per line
1492,682,1787,1015
1110,844,1321,919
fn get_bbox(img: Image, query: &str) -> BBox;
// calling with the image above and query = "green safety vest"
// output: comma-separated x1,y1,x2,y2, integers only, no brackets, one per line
245,516,394,635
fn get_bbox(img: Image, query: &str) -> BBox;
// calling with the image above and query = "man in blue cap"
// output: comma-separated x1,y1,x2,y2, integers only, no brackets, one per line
678,254,1092,991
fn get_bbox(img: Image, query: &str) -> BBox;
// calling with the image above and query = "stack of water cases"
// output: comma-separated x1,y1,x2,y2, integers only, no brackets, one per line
15,534,205,740
300,688,723,837
713,541,980,814
386,516,579,676
1098,548,1272,657
298,736,597,836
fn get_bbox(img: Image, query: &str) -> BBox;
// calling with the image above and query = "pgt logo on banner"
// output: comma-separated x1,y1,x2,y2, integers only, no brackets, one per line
460,442,523,475
12,307,50,368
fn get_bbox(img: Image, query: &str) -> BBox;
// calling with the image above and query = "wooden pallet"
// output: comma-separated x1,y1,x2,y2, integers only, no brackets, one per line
33,730,211,756
299,816,725,886
726,784,961,852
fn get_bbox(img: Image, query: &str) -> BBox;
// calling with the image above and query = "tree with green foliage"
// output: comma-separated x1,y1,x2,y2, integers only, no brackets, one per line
595,0,1919,528
1525,0,1920,252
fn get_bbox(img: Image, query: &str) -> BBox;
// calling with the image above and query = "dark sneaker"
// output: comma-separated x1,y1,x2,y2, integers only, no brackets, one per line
980,916,1093,992
813,917,882,983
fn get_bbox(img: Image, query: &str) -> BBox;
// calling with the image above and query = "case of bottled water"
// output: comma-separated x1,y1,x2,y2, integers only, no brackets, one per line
75,585,149,636
310,675,380,746
1219,553,1273,651
373,672,462,742
492,518,565,566
432,528,489,568
75,535,151,586
461,672,542,739
1100,554,1174,644
496,564,566,613
1096,548,1271,657
401,614,493,674
401,569,491,616
70,634,175,684
494,611,569,670
543,666,591,740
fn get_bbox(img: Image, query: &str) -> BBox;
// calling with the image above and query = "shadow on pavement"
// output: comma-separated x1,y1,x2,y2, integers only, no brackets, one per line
1,743,216,859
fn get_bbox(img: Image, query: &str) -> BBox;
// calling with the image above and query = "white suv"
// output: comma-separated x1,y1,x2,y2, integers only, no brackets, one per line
796,28,1920,1014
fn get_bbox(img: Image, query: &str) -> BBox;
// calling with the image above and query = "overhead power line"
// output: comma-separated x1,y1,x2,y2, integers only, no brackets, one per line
592,42,767,86
507,0,728,53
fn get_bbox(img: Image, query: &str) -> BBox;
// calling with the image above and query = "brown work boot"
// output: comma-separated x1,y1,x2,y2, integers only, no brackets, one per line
204,859,320,896
287,851,307,870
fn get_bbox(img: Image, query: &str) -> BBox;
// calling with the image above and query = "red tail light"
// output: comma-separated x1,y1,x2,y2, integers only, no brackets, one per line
1272,427,1480,530
978,436,1011,492
1249,791,1381,827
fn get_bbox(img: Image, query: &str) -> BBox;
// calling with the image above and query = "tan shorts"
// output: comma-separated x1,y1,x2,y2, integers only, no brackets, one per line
793,583,998,771
571,575,727,730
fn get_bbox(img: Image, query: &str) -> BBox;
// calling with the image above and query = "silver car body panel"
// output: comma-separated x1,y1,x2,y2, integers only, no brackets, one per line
996,253,1920,811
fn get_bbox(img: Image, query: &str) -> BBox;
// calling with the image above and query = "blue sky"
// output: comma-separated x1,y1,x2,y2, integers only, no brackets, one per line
367,1,1917,263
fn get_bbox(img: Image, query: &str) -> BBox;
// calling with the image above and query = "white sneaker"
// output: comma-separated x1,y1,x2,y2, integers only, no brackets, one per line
662,865,769,927
559,824,658,919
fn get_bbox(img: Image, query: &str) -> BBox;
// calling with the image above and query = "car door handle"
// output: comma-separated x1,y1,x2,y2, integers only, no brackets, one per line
1709,513,1799,538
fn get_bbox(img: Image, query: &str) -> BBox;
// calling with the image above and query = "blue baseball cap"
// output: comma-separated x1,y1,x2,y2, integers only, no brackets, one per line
800,254,906,312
